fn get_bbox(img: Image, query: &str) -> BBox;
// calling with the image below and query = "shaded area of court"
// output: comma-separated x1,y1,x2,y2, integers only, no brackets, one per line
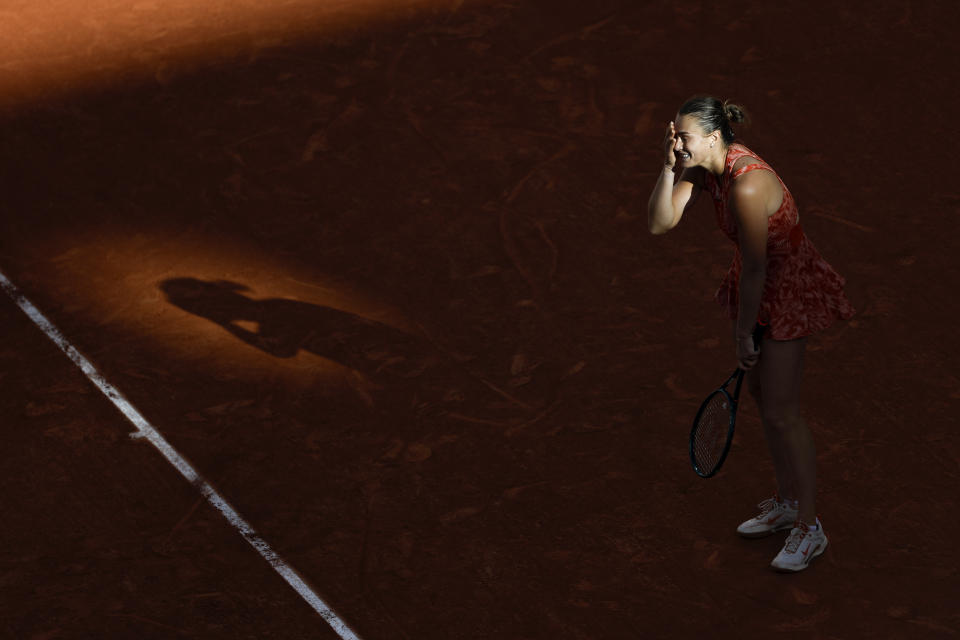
0,295,347,639
1,0,957,637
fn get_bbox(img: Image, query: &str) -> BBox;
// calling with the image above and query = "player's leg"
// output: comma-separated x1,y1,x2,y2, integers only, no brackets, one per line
733,321,798,539
756,333,816,525
731,319,796,501
759,334,829,571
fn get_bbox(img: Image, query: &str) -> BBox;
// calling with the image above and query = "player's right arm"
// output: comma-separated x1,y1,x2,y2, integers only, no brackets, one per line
647,121,703,234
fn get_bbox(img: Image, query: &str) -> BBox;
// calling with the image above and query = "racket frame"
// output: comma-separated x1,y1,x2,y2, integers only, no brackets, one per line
689,367,745,478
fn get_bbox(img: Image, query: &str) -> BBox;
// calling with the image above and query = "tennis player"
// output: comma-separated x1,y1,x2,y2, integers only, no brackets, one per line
647,95,855,572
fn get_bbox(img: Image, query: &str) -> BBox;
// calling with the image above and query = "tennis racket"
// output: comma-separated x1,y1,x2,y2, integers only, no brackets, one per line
689,320,768,478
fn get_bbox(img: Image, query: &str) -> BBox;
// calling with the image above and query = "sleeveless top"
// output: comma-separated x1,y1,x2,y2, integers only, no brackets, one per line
703,143,855,340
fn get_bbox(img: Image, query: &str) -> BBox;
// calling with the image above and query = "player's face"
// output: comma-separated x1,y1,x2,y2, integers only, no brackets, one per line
672,114,717,168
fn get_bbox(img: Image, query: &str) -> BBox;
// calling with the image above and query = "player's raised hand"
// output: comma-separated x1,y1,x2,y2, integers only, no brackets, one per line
663,121,678,169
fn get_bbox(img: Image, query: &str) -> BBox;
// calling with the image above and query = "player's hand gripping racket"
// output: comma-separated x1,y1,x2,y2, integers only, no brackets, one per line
689,320,768,478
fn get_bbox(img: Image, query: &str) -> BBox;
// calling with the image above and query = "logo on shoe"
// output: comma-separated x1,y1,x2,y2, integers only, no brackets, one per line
800,543,820,562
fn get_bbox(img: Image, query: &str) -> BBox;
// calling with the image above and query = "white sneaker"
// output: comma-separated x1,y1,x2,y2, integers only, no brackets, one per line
736,495,799,538
770,519,828,572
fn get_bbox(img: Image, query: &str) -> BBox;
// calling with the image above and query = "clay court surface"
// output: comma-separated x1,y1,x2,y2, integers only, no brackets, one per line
1,1,957,638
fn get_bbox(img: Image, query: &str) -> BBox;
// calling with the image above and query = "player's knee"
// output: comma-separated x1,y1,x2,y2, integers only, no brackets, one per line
761,405,801,433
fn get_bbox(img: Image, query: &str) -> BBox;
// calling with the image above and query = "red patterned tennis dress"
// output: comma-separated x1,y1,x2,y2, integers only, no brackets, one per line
704,143,855,340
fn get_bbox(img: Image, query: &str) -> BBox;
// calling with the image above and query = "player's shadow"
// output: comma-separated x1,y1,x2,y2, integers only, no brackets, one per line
159,277,446,393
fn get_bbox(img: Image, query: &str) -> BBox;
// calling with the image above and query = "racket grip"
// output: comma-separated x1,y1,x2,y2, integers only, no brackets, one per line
752,320,768,349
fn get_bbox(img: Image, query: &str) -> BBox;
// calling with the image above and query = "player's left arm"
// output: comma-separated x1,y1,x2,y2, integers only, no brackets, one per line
730,173,769,342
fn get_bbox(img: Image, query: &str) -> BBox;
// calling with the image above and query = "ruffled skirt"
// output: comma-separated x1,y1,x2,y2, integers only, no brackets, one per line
715,232,855,341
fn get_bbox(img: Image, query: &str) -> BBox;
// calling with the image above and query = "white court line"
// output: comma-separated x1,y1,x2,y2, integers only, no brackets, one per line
0,270,362,640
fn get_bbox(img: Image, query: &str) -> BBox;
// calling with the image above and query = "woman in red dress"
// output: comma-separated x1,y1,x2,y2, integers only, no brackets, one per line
647,95,855,572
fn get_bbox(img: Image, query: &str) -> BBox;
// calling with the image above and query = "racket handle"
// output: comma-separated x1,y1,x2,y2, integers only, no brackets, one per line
752,320,768,350
731,322,765,396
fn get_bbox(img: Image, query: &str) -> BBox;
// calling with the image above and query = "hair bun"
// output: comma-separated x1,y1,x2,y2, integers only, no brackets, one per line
723,101,747,124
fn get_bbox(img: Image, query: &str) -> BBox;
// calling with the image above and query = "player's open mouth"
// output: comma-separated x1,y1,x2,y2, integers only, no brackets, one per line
678,152,691,161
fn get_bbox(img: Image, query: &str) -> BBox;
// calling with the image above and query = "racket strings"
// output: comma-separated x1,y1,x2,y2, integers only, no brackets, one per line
692,392,732,474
